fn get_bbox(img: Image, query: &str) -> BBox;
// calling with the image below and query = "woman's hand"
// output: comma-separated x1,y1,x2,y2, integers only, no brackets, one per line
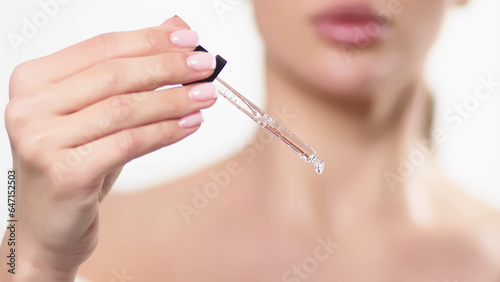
1,16,217,281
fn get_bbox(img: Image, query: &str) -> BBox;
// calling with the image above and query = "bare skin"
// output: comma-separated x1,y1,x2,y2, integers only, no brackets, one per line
80,171,500,281
2,0,500,281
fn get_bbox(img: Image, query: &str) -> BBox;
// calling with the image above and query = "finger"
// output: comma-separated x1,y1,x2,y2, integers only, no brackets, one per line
18,16,196,92
56,112,203,178
47,51,216,114
55,83,217,147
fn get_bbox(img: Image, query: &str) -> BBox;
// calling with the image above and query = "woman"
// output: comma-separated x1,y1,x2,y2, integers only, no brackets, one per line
2,0,499,281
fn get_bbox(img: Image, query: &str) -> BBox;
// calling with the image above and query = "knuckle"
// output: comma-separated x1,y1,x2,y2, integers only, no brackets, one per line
105,95,133,123
143,64,164,87
9,62,33,96
162,92,185,113
115,129,140,155
5,98,30,132
95,60,122,90
140,28,162,54
158,54,176,79
157,121,175,141
5,94,48,135
129,92,147,104
90,33,117,59
5,100,21,130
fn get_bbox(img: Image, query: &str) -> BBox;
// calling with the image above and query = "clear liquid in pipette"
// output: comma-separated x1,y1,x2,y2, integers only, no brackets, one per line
216,78,324,175
258,114,324,174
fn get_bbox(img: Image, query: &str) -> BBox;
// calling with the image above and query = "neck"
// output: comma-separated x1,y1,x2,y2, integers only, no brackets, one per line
247,57,434,229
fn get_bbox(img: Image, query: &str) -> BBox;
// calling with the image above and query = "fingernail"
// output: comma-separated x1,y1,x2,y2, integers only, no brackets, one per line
170,30,199,47
187,53,216,71
178,112,203,128
189,83,217,101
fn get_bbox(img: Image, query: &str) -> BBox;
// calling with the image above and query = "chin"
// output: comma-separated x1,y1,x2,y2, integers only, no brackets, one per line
290,50,392,98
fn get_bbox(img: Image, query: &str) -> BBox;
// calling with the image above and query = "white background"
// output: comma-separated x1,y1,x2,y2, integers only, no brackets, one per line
0,0,499,240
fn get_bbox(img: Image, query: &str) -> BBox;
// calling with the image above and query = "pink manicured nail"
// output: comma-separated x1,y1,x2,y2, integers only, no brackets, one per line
170,30,199,47
189,83,217,101
187,53,216,71
178,112,203,128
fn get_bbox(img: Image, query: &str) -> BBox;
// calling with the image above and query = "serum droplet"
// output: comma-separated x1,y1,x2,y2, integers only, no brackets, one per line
307,154,324,175
313,159,325,175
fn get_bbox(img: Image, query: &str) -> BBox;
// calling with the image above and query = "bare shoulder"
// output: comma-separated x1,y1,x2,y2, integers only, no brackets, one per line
430,171,500,275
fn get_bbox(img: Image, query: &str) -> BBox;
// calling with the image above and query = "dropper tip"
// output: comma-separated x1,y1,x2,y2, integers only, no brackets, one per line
313,159,325,175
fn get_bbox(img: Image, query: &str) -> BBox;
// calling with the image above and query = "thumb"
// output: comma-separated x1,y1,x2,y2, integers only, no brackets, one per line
161,15,191,29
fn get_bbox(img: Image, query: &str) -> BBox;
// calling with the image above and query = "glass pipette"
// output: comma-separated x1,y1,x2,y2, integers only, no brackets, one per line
186,46,324,175
215,77,324,175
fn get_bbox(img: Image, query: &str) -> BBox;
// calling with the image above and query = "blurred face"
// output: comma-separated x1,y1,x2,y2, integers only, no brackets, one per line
253,0,456,98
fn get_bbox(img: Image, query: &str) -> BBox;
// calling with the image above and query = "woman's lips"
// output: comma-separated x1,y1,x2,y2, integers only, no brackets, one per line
313,5,387,47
